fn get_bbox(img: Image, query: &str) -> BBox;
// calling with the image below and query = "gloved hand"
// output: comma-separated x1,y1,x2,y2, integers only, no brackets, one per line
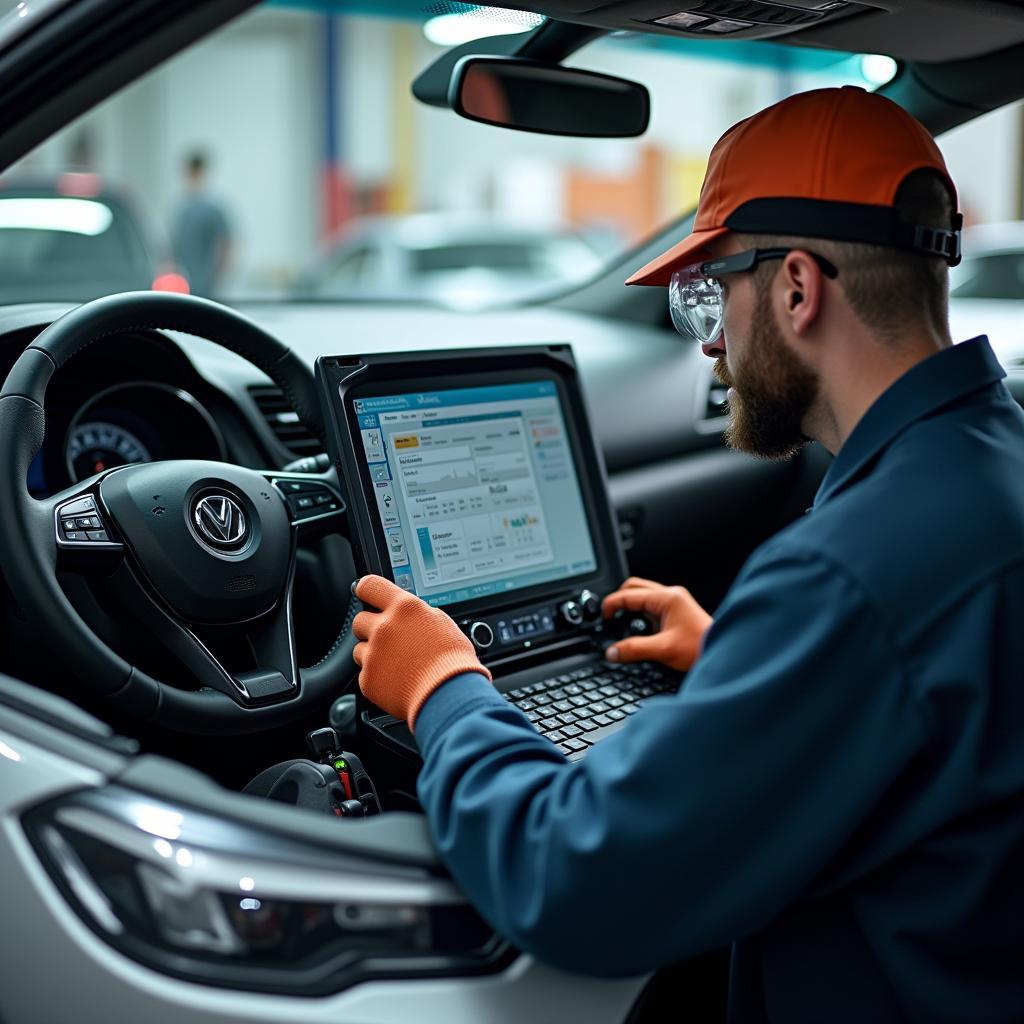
601,576,712,672
352,575,491,731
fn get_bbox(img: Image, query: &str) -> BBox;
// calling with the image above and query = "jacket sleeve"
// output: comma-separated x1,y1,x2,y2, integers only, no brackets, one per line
414,546,931,976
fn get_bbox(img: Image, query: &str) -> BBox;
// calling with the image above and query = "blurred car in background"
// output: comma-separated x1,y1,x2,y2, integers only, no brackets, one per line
0,174,184,303
292,213,608,310
950,221,1024,368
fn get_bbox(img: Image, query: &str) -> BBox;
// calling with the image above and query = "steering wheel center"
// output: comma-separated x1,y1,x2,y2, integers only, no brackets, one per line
100,460,292,623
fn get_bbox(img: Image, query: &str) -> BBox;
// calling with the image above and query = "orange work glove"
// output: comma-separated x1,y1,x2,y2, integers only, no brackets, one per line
601,576,713,673
352,575,491,731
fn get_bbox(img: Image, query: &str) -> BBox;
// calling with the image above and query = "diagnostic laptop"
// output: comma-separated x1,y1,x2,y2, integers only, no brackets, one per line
316,345,681,762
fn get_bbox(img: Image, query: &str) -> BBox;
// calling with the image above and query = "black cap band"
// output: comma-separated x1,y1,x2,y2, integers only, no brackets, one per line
725,197,962,266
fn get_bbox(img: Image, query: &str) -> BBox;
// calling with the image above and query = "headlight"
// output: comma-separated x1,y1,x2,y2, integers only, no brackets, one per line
24,787,510,996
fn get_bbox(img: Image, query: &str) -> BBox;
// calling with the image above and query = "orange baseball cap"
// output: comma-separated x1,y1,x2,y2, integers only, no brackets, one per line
627,85,961,287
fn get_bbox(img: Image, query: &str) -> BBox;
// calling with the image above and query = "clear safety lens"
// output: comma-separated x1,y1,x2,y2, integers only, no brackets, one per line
669,267,724,344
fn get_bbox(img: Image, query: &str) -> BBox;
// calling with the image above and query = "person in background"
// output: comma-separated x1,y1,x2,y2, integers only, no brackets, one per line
172,151,231,299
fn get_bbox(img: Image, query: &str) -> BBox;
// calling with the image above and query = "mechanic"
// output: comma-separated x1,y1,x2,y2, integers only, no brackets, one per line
351,86,1024,1022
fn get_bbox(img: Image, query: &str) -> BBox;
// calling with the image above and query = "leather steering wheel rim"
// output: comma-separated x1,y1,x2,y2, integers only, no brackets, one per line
0,291,357,733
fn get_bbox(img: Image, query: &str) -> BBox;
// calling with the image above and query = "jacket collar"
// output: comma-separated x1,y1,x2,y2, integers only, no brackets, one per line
813,337,1005,510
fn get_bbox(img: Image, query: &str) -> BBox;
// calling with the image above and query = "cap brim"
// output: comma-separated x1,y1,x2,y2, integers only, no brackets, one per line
625,226,729,287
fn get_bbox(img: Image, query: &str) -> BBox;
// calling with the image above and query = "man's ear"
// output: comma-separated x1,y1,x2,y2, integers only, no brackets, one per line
780,250,824,336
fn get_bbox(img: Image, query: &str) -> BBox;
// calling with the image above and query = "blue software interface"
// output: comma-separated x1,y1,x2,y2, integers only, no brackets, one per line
353,380,598,607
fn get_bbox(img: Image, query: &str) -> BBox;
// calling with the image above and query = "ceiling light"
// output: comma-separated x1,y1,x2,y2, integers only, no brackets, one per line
423,6,543,47
860,54,897,87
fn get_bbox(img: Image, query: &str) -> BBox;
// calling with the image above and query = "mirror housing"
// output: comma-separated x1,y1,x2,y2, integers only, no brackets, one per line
448,56,650,138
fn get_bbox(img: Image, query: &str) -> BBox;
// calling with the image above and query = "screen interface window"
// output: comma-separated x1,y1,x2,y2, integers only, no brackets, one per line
353,381,598,607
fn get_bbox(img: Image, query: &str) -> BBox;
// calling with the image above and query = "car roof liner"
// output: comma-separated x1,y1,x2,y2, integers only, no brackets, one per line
504,1,1024,63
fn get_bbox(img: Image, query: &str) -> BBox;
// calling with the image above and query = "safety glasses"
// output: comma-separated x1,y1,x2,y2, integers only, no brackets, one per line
669,247,839,345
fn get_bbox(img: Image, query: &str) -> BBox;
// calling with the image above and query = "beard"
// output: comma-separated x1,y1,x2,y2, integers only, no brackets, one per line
714,297,818,460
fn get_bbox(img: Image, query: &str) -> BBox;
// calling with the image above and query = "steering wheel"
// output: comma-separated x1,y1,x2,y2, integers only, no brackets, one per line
0,292,359,733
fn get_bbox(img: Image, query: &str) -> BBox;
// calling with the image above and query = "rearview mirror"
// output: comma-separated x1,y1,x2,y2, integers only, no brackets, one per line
449,56,650,138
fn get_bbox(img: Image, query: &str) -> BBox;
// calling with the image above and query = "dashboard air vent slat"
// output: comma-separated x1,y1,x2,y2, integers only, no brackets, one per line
248,385,323,456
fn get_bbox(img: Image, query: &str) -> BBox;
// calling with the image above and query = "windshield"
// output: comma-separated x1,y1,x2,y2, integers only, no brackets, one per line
0,1,973,310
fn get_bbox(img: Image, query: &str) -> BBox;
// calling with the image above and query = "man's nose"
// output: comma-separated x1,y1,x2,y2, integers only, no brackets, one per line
702,331,726,359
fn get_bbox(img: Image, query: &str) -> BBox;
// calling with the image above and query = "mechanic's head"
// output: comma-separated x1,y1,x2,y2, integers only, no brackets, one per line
627,86,960,459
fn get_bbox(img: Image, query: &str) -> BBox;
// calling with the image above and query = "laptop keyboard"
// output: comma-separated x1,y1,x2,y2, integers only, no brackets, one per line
504,660,679,758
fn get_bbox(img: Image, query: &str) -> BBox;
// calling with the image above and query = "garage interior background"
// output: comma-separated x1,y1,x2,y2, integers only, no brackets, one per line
7,1,1020,299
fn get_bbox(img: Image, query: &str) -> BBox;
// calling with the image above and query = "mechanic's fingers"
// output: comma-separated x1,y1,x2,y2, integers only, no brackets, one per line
602,586,673,619
355,574,407,611
351,610,380,641
605,634,672,665
620,576,664,591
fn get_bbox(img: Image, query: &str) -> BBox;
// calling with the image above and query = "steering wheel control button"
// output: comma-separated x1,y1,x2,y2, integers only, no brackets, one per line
59,496,96,517
62,529,88,542
469,621,495,650
75,515,101,529
86,530,110,542
272,478,345,523
192,493,249,552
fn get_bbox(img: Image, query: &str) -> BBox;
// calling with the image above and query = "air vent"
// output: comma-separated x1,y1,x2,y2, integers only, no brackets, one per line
248,385,323,457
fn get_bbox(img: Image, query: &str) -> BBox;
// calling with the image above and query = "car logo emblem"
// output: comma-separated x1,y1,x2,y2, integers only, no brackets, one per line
193,494,247,549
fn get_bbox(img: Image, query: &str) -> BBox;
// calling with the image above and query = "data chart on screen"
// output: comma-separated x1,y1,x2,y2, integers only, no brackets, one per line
353,381,597,606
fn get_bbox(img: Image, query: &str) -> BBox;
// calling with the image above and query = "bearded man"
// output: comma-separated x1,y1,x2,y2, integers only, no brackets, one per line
351,86,1024,1023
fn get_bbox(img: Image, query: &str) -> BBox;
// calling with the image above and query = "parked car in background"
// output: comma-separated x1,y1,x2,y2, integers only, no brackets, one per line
0,174,183,303
293,213,608,309
950,221,1024,368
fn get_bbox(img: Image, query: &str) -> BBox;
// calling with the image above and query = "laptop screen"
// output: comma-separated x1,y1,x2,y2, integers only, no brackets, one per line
353,379,598,608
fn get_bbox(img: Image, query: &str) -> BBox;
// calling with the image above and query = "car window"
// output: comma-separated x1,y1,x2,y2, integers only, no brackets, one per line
951,253,1024,300
0,1,1004,311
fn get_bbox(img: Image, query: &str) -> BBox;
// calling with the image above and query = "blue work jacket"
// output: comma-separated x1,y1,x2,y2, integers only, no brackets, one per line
415,336,1024,1024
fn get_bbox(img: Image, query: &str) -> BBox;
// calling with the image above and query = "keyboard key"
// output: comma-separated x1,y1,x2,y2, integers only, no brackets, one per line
557,674,574,684
508,688,526,699
565,738,589,752
621,703,639,715
578,719,598,732
589,701,610,715
539,716,561,732
562,724,582,738
599,685,619,697
608,709,626,721
517,699,537,711
558,712,579,726
552,700,573,713
534,694,553,706
606,695,626,708
557,743,575,755
569,695,589,708
593,713,613,727
565,684,583,696
525,710,542,723
550,688,568,701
